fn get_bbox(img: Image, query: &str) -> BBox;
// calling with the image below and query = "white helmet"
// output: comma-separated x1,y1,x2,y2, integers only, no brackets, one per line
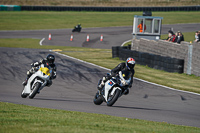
126,57,135,70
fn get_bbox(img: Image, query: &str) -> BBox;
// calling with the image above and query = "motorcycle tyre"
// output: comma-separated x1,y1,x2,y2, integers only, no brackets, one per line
107,89,121,107
29,82,41,99
93,91,103,105
21,90,28,98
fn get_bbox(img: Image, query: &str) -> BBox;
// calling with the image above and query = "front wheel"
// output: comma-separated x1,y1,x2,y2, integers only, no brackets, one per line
107,89,121,106
21,89,28,98
29,82,41,99
93,91,103,105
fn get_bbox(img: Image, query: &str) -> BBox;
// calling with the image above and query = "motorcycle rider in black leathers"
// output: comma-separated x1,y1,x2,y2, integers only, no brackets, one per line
98,57,135,95
76,23,81,29
22,54,56,86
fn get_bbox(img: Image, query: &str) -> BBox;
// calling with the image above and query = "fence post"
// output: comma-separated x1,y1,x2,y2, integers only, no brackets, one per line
187,44,193,75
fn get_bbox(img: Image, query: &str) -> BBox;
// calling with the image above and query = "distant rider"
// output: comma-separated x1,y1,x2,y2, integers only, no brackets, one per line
76,23,81,29
98,57,135,95
22,54,56,86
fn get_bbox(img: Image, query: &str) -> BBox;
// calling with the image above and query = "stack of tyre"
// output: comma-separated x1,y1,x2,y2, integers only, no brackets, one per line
112,46,184,73
112,45,131,59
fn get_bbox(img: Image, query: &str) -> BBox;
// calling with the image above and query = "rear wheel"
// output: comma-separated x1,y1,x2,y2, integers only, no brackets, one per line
93,91,103,105
107,89,121,106
29,82,41,99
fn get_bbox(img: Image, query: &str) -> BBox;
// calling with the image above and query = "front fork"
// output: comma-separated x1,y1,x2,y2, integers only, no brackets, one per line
32,79,47,92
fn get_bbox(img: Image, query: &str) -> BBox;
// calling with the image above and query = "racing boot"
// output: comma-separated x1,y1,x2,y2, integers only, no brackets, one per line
97,81,104,90
124,88,129,95
22,72,31,86
97,77,106,90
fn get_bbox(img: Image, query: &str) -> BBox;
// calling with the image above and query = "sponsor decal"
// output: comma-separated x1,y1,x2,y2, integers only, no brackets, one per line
108,81,113,86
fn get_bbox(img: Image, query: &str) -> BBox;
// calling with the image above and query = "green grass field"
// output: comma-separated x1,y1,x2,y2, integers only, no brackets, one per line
1,102,200,133
0,11,200,30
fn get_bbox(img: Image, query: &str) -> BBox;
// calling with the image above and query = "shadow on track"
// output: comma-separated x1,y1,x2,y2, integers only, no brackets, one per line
34,97,91,104
112,105,161,111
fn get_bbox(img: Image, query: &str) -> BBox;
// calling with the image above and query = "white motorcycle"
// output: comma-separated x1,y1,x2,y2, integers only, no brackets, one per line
93,71,132,106
21,64,53,99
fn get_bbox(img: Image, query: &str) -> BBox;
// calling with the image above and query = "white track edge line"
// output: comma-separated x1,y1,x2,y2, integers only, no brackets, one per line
51,50,200,96
121,39,132,46
39,38,45,46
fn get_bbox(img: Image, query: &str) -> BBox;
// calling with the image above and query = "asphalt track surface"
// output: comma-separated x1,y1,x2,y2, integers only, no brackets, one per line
0,24,200,128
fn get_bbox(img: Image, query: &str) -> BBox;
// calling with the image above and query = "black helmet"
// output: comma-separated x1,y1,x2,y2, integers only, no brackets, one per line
46,54,55,65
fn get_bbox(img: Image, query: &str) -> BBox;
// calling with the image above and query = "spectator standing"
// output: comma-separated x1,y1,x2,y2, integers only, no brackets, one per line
195,31,200,42
179,32,184,42
166,30,176,42
175,32,178,43
176,31,184,44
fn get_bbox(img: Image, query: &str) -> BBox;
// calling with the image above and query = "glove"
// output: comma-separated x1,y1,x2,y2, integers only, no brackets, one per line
102,77,106,82
121,80,126,86
106,75,112,80
125,81,129,85
31,62,39,67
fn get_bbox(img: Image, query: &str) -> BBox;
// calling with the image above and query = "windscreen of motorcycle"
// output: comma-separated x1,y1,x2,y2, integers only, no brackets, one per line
121,70,132,80
39,67,50,76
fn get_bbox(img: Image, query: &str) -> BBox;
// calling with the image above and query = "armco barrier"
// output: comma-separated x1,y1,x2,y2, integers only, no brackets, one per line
20,5,200,11
112,46,184,73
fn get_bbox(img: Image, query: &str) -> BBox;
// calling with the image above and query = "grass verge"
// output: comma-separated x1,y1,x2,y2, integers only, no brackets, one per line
0,11,200,30
0,38,200,94
1,102,200,133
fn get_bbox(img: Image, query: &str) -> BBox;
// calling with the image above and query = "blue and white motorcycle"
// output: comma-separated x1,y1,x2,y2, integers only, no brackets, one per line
93,71,132,106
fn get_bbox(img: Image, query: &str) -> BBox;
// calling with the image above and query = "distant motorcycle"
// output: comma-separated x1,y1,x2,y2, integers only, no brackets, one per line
21,64,53,99
93,71,131,106
72,24,82,32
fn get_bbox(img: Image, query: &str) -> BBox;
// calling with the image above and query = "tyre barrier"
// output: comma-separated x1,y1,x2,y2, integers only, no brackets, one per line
112,46,119,58
112,46,184,73
21,6,200,12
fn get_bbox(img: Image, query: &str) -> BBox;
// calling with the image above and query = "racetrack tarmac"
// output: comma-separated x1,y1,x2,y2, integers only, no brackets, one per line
0,47,200,128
